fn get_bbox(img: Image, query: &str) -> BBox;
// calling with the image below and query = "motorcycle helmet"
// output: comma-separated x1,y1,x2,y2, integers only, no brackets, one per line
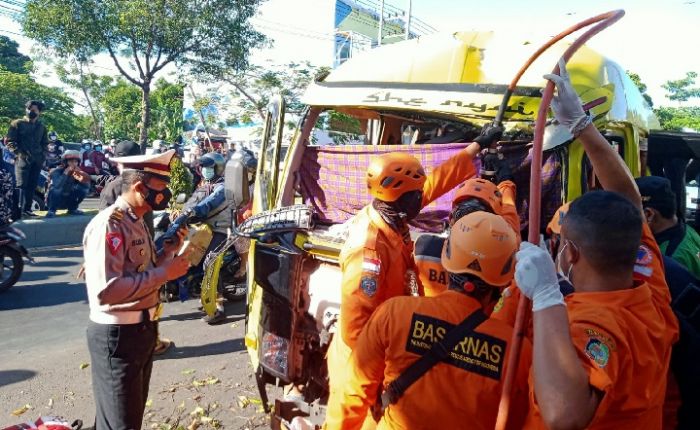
199,152,226,180
48,131,58,142
62,149,81,162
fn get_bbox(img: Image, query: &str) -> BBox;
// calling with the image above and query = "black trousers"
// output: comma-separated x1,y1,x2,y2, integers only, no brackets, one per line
14,156,42,212
87,317,156,430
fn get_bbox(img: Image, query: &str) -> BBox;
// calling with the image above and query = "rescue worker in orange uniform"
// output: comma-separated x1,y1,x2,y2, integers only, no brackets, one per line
415,174,519,297
492,202,572,329
513,60,678,429
326,212,531,430
324,126,503,429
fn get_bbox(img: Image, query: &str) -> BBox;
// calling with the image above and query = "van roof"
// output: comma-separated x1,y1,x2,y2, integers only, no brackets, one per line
304,31,659,132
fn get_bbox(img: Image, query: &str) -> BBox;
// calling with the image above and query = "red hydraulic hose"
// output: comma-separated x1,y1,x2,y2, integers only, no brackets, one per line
493,10,625,430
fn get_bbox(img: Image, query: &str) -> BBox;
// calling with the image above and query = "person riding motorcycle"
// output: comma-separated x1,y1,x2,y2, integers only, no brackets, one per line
176,152,238,324
44,131,64,169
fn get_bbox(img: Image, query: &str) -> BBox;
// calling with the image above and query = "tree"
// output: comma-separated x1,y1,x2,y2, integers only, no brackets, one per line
655,106,700,131
150,79,185,142
55,60,115,140
627,70,654,107
662,72,700,103
100,78,143,141
0,70,86,140
23,0,265,152
100,77,185,143
198,62,329,126
0,35,32,74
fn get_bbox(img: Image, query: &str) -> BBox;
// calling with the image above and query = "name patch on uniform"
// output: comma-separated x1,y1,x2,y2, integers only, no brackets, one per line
428,269,448,285
360,277,377,297
132,238,145,246
106,232,123,255
405,313,505,380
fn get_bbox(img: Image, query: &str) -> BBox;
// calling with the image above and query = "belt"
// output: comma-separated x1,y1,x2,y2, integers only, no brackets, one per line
89,307,157,325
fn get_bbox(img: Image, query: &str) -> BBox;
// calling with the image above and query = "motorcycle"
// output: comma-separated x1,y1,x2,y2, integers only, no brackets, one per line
0,224,33,293
153,211,247,303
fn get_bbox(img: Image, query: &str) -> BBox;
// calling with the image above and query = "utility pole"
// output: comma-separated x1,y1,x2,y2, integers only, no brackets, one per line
378,0,384,46
405,0,412,40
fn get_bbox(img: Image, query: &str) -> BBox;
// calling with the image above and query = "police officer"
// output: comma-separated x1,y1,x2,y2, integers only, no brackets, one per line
83,149,190,430
327,212,530,430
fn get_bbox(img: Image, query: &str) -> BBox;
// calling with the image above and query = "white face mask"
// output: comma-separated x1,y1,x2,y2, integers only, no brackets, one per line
556,241,575,287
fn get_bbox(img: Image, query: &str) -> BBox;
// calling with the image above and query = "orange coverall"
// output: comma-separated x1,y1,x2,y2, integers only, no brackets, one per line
325,148,477,429
415,180,520,297
524,223,679,429
326,291,532,430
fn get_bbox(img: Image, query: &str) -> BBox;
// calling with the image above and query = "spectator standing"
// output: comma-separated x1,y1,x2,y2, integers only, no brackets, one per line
6,100,49,218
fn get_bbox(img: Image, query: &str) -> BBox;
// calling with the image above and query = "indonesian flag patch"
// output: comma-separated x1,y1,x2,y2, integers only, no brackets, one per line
362,257,381,275
106,232,124,255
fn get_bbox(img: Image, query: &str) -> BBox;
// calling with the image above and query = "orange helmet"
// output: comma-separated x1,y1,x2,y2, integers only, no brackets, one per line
452,178,503,214
546,202,572,235
441,212,517,287
367,152,426,202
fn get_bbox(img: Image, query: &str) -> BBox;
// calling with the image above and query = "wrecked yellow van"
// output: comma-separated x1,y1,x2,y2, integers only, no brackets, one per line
239,30,658,427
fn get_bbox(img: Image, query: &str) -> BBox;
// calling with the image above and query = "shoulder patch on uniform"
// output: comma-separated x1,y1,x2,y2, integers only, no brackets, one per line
584,337,610,368
360,276,377,297
109,207,125,222
362,257,381,275
106,232,124,255
636,245,653,265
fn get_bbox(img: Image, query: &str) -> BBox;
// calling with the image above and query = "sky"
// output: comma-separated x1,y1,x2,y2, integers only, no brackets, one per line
0,0,698,109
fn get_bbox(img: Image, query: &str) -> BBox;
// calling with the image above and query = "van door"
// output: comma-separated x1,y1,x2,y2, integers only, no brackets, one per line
255,95,286,212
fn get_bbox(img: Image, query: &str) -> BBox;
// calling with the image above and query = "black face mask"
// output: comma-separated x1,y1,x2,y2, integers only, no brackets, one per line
395,190,423,221
143,185,172,211
27,110,38,119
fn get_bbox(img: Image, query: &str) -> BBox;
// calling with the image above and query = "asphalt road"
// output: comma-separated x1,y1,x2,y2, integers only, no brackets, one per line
0,246,273,429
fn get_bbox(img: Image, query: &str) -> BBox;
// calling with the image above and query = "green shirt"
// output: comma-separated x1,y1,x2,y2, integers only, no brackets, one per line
657,222,700,279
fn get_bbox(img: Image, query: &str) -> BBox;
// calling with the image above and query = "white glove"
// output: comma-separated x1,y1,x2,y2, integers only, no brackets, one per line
515,242,565,312
543,59,592,137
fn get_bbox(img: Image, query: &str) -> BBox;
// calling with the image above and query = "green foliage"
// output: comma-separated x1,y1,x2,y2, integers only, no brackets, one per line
662,72,700,102
23,0,265,148
654,106,700,131
0,70,86,140
101,79,142,141
150,79,185,141
168,156,194,200
100,78,185,143
627,70,654,107
0,36,32,74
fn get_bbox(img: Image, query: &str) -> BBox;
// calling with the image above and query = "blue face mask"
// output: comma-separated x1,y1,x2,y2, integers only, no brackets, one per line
202,166,216,180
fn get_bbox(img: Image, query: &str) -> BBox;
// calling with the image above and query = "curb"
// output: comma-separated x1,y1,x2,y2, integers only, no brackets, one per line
15,214,95,249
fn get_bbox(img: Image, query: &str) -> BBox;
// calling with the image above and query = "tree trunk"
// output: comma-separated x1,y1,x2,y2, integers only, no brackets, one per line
77,61,102,140
139,82,152,154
